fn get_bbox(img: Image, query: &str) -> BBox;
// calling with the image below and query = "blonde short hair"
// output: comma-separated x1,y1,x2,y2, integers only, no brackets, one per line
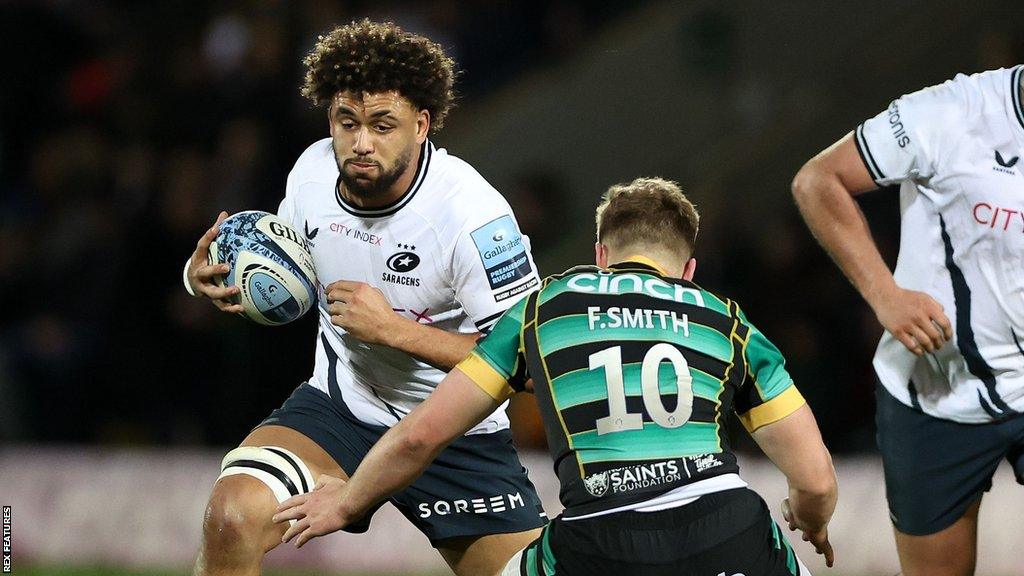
595,177,699,257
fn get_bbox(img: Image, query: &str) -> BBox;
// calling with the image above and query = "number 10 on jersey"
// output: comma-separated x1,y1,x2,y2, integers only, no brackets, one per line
590,344,694,435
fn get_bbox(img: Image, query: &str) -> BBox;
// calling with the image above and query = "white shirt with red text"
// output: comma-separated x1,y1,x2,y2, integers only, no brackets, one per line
857,66,1024,422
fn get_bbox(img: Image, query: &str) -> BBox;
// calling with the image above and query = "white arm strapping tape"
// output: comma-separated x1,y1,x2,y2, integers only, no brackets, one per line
183,257,198,297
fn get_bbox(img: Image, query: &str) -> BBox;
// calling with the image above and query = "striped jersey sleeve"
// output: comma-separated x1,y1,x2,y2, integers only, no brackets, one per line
855,74,969,187
733,306,805,432
455,294,531,401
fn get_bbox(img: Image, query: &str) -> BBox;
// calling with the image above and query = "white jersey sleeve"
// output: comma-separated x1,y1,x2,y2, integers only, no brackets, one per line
855,75,973,187
276,168,299,228
450,204,540,333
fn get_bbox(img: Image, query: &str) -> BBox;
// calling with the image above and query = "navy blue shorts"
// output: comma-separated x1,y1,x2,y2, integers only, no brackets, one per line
875,382,1024,536
512,488,806,576
261,383,547,543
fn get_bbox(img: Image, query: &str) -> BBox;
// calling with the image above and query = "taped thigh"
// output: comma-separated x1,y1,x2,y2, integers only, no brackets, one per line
218,445,316,504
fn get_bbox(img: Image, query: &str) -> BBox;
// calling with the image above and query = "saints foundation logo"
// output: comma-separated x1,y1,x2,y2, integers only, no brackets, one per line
583,460,683,498
582,472,610,497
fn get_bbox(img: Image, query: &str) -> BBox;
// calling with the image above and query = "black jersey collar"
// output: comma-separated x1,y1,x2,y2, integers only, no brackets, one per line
334,139,434,218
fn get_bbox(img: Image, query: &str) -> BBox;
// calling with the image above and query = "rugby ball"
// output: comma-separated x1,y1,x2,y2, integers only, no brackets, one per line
209,211,317,326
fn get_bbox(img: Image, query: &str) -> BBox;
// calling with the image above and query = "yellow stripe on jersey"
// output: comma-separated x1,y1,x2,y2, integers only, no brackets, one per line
738,385,806,432
457,353,515,402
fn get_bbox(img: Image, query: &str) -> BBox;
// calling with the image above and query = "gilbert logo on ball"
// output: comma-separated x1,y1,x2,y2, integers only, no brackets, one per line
209,211,317,326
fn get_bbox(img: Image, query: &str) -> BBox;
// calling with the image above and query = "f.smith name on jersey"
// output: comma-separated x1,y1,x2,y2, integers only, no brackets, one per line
586,306,689,335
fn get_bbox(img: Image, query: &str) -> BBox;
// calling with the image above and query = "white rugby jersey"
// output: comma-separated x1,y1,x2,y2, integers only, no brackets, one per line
857,66,1024,423
277,138,539,432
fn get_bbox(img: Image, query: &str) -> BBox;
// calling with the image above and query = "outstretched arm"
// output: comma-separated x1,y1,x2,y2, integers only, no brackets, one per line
791,133,950,355
273,368,501,547
751,403,838,567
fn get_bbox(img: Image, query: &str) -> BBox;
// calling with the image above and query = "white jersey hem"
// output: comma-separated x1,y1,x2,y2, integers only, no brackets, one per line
562,473,748,521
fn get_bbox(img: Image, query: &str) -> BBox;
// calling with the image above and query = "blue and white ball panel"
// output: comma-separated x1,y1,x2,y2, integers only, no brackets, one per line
235,252,306,325
253,213,317,288
213,210,317,326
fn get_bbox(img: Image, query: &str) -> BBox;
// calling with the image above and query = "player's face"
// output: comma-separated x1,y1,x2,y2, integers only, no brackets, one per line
329,91,430,204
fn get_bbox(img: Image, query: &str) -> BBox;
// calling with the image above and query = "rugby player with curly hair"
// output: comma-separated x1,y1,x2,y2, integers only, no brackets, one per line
185,19,545,576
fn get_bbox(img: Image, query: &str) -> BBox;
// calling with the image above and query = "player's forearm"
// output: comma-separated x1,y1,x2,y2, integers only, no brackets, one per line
337,372,492,522
751,405,838,520
338,418,446,522
774,429,836,498
779,444,836,499
788,480,837,531
783,439,837,529
777,445,837,526
792,160,897,309
384,317,479,371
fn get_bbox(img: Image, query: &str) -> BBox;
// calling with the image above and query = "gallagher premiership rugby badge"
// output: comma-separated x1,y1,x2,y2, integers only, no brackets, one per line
471,215,536,301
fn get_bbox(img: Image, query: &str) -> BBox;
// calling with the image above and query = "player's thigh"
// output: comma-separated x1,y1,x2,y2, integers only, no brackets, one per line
499,546,527,576
239,424,347,480
894,498,981,576
202,383,356,545
435,529,543,576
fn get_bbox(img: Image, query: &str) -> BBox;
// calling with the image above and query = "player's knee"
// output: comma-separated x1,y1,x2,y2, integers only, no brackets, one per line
202,445,317,554
201,475,280,553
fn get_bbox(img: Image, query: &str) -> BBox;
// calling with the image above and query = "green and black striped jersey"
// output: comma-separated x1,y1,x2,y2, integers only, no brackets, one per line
457,259,804,517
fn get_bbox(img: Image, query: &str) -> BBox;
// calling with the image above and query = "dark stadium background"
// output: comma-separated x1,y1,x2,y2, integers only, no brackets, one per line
2,1,1024,574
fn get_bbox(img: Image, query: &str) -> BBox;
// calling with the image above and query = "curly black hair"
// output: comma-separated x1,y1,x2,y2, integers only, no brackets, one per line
302,19,457,131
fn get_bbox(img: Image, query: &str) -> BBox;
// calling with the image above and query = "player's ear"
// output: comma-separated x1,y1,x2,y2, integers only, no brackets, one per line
416,109,430,144
595,242,609,267
682,258,697,281
327,105,336,137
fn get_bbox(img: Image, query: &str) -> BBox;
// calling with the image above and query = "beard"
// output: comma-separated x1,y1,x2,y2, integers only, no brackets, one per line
335,147,414,201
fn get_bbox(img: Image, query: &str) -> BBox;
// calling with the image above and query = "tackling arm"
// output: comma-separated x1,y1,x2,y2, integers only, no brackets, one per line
751,403,837,566
274,367,503,547
336,368,501,519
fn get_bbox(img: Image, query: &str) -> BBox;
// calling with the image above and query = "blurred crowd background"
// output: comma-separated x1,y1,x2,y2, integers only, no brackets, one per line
2,0,1023,457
